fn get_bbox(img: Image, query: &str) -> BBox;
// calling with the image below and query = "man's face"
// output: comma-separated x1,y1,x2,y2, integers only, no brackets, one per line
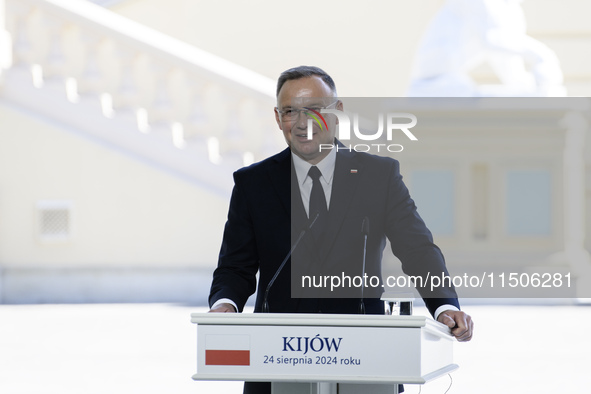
274,76,342,164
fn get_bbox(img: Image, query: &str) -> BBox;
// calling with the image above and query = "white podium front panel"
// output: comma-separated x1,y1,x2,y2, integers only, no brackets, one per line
191,314,457,384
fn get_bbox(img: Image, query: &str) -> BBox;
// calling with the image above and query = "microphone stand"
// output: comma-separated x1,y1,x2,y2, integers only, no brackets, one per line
262,213,319,313
358,217,369,314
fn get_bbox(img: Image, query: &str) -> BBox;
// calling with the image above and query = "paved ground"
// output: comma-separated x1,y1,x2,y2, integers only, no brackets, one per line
0,303,589,393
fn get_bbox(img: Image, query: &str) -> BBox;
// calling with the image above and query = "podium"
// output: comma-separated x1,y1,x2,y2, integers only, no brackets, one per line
191,313,457,394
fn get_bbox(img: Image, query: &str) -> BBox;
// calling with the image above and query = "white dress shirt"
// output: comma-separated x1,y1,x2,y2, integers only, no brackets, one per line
291,147,337,217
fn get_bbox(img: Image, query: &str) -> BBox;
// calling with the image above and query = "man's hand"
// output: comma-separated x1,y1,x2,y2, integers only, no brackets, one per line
437,310,473,342
208,303,237,313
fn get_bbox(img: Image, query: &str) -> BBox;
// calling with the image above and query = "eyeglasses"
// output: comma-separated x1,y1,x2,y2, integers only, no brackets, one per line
276,101,338,121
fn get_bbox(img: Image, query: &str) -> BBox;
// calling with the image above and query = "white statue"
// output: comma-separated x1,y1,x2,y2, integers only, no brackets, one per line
407,0,566,97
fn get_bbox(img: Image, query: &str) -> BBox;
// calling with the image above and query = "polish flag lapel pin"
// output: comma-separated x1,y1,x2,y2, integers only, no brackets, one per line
350,169,358,174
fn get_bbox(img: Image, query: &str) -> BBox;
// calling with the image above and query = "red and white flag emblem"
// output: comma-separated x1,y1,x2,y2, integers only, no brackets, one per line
205,335,250,366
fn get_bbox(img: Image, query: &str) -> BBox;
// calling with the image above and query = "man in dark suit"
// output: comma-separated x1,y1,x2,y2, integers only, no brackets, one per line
208,66,473,392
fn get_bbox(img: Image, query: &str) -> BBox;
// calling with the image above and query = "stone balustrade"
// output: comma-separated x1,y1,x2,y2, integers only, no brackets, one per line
1,0,283,194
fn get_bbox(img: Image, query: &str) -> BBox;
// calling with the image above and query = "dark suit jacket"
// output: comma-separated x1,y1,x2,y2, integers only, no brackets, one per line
209,145,459,316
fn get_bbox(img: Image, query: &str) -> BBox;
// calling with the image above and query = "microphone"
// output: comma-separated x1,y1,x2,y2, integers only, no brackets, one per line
261,212,320,313
358,216,370,314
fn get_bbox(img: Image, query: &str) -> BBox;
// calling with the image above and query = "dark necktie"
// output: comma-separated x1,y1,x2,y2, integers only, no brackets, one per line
308,166,327,240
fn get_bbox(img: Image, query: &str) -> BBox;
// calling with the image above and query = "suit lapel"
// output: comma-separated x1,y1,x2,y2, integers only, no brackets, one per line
267,148,292,218
267,148,315,307
267,148,309,241
319,148,362,262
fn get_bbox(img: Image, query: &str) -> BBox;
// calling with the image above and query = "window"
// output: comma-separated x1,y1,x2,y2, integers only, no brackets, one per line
505,170,552,236
410,170,455,236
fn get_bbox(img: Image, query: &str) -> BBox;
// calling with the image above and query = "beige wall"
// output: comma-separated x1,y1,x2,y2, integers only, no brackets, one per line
0,102,227,268
111,0,591,97
111,0,444,97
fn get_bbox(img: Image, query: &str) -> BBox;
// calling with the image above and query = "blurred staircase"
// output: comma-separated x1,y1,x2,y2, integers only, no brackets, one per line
0,0,282,196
